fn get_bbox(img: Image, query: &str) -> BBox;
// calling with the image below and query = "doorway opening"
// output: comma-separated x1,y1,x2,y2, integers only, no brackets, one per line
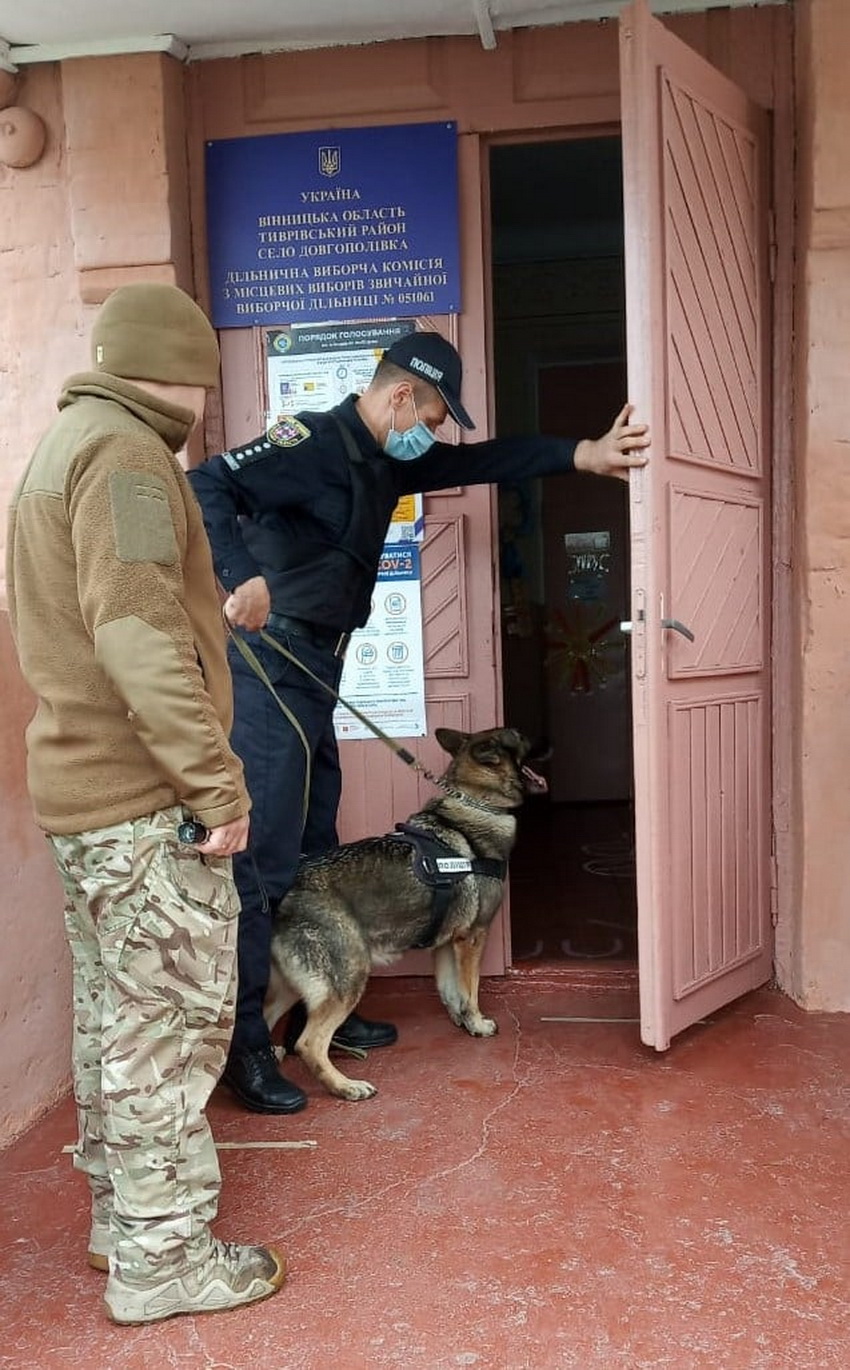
490,135,637,970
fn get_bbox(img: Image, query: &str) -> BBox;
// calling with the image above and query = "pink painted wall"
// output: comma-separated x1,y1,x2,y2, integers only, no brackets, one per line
0,54,199,1145
0,63,86,1144
790,0,850,1010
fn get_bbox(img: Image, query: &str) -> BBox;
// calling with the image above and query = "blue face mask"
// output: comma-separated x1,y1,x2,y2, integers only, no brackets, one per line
383,397,437,461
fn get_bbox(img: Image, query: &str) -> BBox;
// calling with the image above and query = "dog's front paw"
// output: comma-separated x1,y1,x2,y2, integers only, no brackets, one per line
337,1079,378,1101
464,1014,498,1037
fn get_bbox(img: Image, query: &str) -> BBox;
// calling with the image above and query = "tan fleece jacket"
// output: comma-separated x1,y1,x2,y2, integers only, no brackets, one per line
6,373,250,835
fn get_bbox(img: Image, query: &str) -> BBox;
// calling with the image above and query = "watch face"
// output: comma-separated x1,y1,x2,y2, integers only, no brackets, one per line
177,821,208,845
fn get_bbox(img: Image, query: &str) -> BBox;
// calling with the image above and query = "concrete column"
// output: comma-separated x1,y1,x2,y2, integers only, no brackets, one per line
61,51,194,301
792,0,850,1009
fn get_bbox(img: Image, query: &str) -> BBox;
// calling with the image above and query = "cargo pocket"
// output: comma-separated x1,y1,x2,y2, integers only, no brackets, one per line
111,842,239,1027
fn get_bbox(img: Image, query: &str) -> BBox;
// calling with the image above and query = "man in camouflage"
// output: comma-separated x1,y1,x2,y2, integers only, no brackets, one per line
6,283,286,1325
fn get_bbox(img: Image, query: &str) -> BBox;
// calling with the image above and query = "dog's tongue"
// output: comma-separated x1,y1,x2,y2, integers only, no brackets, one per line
521,764,548,795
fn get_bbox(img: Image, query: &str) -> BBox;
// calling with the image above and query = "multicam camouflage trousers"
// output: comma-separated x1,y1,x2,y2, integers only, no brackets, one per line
48,805,240,1279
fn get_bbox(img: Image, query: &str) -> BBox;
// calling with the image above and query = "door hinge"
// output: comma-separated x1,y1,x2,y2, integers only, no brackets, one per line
768,208,777,285
769,844,779,927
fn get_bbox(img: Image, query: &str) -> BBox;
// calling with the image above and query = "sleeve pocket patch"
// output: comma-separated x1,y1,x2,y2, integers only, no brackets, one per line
109,471,178,565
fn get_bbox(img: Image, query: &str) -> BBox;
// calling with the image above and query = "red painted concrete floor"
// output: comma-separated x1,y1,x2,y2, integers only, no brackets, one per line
2,977,849,1369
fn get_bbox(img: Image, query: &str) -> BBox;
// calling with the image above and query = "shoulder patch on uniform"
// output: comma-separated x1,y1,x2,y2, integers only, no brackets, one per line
267,416,312,448
109,470,178,565
221,418,312,471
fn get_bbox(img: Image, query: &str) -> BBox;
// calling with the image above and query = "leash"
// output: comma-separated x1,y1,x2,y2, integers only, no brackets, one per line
225,619,506,817
226,621,314,831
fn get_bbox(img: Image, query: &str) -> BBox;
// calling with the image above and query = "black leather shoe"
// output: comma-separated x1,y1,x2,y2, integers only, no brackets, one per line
222,1044,308,1114
284,1002,399,1055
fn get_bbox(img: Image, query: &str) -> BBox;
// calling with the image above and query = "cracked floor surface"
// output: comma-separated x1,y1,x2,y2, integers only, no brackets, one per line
2,978,849,1369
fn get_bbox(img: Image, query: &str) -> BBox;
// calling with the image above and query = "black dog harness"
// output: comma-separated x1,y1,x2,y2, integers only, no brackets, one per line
389,822,507,950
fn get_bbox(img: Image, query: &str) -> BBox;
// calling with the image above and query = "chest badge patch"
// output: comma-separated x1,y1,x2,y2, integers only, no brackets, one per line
267,416,311,447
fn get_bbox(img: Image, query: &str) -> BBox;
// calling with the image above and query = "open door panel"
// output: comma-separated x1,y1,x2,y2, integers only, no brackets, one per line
619,0,773,1049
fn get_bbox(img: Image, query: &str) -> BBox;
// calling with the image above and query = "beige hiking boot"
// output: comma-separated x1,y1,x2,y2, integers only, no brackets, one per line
104,1239,286,1324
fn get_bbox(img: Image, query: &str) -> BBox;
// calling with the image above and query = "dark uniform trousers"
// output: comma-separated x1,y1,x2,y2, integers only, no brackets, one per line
227,624,345,1053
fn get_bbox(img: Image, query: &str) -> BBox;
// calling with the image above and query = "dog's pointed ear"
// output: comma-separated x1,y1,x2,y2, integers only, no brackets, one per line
435,727,466,756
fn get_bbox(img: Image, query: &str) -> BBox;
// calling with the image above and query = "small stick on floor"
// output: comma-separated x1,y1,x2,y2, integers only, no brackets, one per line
61,1140,317,1154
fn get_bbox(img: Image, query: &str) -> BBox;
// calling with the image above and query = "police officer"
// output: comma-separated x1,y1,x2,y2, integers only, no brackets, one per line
189,331,650,1114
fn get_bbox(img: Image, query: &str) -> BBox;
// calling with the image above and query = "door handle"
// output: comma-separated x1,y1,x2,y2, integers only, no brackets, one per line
661,618,695,642
621,617,694,642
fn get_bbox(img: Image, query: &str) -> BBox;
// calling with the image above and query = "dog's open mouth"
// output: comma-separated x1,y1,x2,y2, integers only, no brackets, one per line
521,764,548,795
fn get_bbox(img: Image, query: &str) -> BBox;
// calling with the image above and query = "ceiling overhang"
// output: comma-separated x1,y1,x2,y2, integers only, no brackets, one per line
1,1,786,67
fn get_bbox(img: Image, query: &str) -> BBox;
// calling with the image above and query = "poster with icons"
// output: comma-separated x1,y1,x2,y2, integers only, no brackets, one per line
266,320,413,416
265,321,424,542
334,544,427,742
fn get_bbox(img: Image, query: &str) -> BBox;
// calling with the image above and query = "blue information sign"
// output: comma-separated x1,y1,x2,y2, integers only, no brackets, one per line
205,121,461,328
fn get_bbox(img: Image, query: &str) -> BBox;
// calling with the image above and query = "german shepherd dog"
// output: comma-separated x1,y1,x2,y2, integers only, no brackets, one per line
264,726,547,1101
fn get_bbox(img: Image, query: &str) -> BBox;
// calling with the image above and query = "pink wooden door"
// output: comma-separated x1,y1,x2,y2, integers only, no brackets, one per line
619,0,773,1048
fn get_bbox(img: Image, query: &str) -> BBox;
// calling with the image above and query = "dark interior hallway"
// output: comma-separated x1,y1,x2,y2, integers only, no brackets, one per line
510,799,637,965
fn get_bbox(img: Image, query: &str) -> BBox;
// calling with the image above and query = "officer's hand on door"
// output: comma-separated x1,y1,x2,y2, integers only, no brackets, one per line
223,575,271,632
573,403,650,482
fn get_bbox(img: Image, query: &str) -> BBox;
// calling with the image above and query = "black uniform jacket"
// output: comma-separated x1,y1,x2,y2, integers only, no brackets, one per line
188,395,578,635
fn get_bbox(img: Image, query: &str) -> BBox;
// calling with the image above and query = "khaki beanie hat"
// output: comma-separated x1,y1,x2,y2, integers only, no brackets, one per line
91,283,220,387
